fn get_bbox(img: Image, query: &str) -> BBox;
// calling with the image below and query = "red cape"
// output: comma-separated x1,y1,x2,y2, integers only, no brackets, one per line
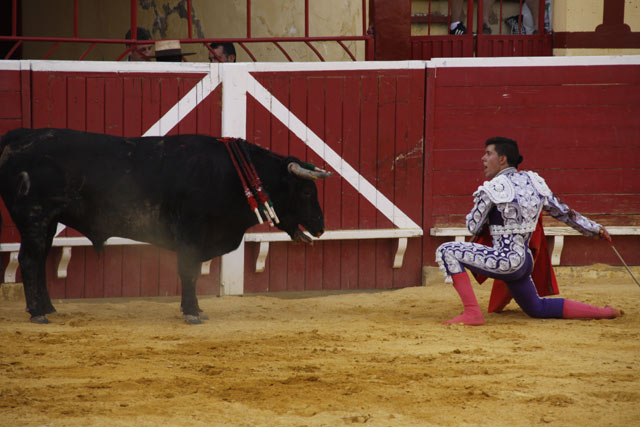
471,216,559,313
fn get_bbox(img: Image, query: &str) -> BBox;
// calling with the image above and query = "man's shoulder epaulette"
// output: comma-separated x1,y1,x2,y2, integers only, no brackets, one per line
473,174,514,203
524,170,552,197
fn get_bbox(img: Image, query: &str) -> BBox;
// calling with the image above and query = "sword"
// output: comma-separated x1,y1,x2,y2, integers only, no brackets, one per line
605,234,640,288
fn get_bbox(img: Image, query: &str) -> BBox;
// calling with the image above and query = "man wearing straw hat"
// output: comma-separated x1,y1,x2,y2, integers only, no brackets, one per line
149,40,196,62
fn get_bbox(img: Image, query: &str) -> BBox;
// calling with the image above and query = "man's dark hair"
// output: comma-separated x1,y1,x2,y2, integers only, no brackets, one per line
485,136,523,167
125,27,152,41
210,42,236,58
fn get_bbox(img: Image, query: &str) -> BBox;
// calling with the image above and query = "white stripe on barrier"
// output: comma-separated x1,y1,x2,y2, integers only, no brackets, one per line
0,59,424,73
143,70,221,137
28,60,212,73
243,60,425,72
247,74,421,230
426,55,640,68
0,60,22,70
3,56,639,74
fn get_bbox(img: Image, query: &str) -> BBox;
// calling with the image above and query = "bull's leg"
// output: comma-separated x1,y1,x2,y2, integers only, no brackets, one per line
37,222,58,315
18,238,52,324
17,220,58,323
177,252,203,324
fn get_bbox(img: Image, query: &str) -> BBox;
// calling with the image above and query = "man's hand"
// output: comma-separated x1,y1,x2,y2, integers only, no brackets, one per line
598,226,611,242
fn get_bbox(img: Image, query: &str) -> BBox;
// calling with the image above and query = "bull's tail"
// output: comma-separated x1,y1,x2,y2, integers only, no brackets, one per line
0,133,5,279
0,129,31,278
0,170,29,282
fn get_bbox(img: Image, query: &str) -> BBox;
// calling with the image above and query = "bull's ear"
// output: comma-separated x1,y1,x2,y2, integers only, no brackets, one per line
287,162,332,180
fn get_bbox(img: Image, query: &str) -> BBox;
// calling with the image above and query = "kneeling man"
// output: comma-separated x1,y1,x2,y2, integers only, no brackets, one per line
436,137,621,325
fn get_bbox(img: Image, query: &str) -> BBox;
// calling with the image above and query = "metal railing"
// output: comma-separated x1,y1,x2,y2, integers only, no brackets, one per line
1,0,374,61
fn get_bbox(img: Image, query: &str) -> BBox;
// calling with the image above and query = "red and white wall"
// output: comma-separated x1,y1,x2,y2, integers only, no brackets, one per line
1,56,639,298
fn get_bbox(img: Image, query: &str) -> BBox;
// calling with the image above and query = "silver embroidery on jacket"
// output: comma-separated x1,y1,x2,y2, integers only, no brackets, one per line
437,168,601,279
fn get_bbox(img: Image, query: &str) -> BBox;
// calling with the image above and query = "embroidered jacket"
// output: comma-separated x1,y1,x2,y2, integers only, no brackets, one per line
436,167,602,279
466,167,601,239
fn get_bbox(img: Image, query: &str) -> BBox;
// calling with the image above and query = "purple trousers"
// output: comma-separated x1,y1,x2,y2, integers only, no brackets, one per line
461,253,565,318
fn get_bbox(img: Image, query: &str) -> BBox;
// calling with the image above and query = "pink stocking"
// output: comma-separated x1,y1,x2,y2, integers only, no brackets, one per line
443,272,485,326
562,300,621,319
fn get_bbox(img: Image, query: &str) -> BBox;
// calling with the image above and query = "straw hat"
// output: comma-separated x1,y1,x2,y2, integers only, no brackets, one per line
149,40,195,60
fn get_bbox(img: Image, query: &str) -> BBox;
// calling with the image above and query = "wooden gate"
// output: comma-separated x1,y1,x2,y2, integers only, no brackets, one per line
242,65,426,291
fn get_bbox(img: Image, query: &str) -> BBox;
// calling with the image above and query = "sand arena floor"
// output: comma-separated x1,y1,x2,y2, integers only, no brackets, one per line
1,266,639,426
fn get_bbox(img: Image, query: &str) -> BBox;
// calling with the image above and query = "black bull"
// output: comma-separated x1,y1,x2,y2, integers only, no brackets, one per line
0,128,330,324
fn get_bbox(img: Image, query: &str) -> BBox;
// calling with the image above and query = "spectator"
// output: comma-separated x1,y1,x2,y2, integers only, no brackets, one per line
449,1,543,35
505,0,551,34
485,0,542,34
504,4,535,35
449,0,467,35
481,0,495,34
125,27,153,61
150,40,196,62
208,42,236,63
449,0,491,34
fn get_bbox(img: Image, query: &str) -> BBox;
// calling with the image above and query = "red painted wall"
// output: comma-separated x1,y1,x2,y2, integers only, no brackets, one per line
423,64,640,266
1,60,639,298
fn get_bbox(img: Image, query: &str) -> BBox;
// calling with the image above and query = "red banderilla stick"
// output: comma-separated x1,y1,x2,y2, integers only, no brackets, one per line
222,139,263,224
232,141,279,225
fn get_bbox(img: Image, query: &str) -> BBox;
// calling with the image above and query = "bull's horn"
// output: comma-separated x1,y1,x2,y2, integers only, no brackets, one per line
287,162,332,180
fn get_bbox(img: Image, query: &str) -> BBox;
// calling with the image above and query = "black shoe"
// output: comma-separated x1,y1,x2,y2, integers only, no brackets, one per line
505,15,525,35
450,22,467,35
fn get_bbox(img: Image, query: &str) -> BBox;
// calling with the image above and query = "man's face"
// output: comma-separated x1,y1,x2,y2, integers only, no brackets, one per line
209,46,234,63
482,144,507,179
129,43,153,61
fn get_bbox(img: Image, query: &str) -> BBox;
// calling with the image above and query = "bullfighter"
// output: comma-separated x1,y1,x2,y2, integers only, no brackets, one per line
436,137,621,325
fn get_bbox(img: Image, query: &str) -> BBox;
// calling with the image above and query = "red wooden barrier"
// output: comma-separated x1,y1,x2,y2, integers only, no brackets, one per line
1,63,223,298
1,57,639,299
423,58,640,267
243,68,426,291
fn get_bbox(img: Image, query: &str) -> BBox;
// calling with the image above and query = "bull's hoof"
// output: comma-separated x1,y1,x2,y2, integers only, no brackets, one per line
30,315,49,324
183,314,202,325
